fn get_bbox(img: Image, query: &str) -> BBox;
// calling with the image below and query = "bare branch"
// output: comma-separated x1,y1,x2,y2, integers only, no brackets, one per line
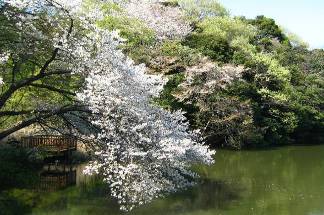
0,69,72,109
0,105,88,140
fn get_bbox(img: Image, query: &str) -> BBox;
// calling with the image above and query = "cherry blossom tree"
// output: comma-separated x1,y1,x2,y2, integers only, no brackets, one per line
122,0,192,41
174,58,260,149
69,2,215,211
74,28,215,210
1,0,215,211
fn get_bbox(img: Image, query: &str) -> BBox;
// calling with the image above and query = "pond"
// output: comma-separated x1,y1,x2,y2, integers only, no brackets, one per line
1,145,324,215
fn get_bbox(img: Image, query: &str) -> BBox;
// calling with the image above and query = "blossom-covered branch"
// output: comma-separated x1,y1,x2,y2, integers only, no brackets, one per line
122,0,192,41
1,0,215,211
74,28,215,211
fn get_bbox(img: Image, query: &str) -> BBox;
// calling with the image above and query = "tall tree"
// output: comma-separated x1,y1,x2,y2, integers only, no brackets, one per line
0,0,215,211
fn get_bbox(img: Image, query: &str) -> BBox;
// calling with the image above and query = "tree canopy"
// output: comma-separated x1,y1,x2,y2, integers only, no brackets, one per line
0,0,323,210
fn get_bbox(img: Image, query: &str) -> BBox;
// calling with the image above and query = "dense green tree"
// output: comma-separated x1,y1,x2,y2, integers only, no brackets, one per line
247,15,290,45
159,3,323,148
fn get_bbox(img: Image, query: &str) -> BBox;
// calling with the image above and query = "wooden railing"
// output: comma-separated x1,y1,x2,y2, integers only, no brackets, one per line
21,135,77,152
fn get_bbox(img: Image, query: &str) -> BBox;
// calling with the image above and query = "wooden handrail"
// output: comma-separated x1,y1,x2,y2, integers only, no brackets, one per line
21,135,77,151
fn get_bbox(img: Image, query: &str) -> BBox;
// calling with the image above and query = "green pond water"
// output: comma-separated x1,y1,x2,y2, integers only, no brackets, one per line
1,145,324,215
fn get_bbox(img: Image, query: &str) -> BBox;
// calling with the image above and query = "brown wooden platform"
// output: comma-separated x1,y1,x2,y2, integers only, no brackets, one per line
21,135,77,152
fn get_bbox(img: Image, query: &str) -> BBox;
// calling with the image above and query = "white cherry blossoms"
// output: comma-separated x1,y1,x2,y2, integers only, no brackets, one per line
77,28,215,211
122,0,192,41
3,0,215,211
44,0,215,211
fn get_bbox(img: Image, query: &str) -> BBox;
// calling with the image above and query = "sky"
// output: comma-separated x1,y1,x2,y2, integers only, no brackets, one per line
218,0,324,49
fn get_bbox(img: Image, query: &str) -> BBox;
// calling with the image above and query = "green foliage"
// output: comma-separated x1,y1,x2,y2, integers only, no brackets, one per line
94,1,157,62
161,41,201,66
0,4,84,133
0,144,42,191
0,189,39,215
185,17,256,62
177,0,229,21
246,15,290,44
97,15,156,52
2,0,323,148
154,73,186,110
161,0,180,7
166,8,323,148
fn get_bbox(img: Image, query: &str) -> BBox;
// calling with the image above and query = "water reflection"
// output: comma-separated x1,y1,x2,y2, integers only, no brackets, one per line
36,164,76,192
0,162,84,215
2,145,324,215
130,179,243,215
31,176,243,215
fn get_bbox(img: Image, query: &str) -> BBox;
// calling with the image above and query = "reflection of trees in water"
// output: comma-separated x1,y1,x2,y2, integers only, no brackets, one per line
33,174,122,215
36,164,76,192
0,163,77,215
29,177,243,215
188,179,242,210
204,147,324,215
3,147,324,215
131,179,243,215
